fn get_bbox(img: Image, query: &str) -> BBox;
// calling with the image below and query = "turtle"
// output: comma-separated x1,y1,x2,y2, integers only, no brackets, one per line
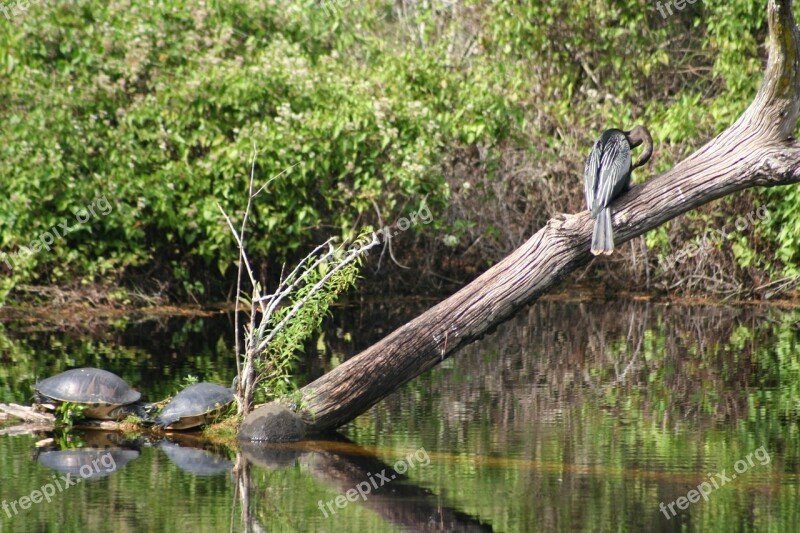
154,382,236,430
33,367,143,421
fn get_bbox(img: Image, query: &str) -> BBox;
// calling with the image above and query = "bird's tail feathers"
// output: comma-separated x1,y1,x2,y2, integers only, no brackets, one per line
590,208,615,255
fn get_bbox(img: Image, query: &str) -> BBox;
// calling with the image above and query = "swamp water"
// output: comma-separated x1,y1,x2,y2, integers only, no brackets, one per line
0,299,799,532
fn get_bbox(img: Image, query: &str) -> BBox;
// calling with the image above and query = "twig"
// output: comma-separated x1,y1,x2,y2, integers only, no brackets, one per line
252,161,302,198
253,236,379,355
218,150,298,411
253,240,336,342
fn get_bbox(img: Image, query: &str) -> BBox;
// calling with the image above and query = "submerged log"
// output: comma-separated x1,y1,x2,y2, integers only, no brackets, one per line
239,0,800,441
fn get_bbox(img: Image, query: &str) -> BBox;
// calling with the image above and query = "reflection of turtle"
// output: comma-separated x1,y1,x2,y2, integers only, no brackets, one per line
155,382,235,430
158,440,233,476
37,448,140,480
34,368,143,420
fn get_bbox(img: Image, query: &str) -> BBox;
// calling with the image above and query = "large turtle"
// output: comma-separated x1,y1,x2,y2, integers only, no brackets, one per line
154,382,236,430
33,368,143,421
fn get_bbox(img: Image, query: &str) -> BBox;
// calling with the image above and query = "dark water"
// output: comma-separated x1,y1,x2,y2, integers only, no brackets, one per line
1,300,800,532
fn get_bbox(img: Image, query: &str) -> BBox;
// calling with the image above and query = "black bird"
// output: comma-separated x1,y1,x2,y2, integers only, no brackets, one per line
584,125,653,255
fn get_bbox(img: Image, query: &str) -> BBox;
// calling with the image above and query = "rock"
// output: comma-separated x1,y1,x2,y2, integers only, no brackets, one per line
237,402,307,442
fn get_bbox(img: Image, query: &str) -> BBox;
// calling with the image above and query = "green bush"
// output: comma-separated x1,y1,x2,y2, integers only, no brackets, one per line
0,0,796,301
0,0,519,299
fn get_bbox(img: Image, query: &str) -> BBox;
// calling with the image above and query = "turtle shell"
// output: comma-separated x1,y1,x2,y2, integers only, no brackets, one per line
34,368,141,420
155,382,235,430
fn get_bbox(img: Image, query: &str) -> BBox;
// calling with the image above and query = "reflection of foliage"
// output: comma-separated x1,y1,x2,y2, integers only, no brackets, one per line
1,301,799,531
341,301,800,532
592,309,800,424
52,429,87,450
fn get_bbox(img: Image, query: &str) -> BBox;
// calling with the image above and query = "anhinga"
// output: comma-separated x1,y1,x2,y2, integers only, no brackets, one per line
583,125,653,255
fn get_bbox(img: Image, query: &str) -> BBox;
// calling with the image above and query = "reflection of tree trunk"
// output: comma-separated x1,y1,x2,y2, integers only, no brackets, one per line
238,438,493,532
234,455,259,533
239,0,800,439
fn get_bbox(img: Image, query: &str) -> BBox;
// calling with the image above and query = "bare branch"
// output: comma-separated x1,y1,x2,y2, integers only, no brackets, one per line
253,236,379,355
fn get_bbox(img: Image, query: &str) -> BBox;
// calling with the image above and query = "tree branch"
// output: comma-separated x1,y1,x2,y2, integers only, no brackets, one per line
238,0,800,440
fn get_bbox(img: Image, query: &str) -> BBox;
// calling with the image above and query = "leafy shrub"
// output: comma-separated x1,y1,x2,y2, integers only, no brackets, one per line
0,0,795,300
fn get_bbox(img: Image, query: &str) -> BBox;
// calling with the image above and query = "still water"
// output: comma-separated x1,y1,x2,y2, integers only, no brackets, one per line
1,299,799,532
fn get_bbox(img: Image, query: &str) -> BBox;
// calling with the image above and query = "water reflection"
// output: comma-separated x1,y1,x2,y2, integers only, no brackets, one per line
36,448,139,480
158,440,233,476
0,299,798,531
32,430,141,482
237,437,493,532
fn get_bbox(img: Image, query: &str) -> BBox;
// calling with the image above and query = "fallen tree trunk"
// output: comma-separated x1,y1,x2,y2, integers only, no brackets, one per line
238,0,800,441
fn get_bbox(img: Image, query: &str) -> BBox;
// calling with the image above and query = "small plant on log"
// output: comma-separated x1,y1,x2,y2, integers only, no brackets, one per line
218,148,378,415
54,402,87,428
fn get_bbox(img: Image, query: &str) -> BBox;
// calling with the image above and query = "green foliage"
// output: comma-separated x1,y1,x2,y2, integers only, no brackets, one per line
122,414,144,426
765,186,800,276
54,401,88,427
181,374,199,388
0,0,795,297
481,0,796,281
0,0,514,297
202,417,239,441
254,243,365,400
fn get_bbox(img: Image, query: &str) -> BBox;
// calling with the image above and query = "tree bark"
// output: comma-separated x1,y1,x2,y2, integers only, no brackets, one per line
238,0,800,440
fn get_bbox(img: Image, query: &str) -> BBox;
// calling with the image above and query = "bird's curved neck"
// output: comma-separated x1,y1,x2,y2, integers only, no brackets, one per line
629,126,653,169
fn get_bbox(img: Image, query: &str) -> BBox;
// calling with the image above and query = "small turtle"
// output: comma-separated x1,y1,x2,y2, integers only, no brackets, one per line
33,368,143,421
154,382,236,430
